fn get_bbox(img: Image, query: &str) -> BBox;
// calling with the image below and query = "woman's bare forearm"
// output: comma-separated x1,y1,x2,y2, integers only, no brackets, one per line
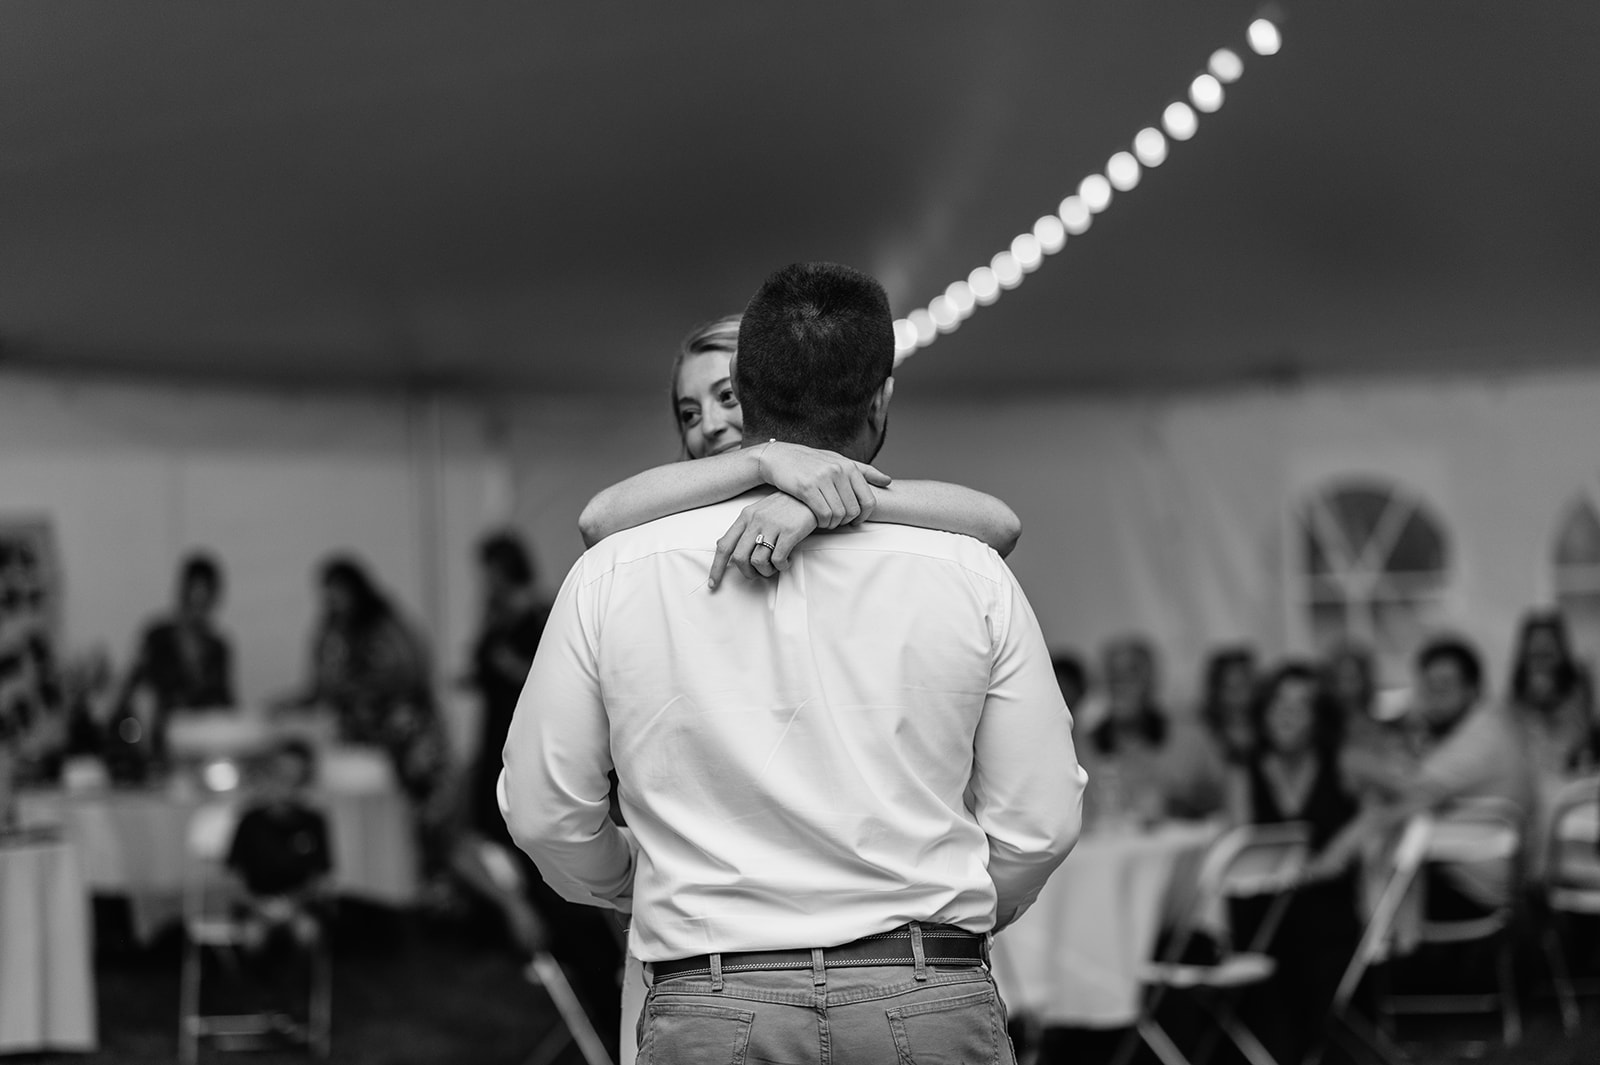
579,450,764,547
872,480,1022,557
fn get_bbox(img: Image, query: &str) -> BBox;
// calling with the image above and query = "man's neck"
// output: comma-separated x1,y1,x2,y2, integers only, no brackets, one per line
746,427,876,464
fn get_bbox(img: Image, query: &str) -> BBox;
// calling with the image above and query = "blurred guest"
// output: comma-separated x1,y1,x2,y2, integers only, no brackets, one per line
1227,661,1359,1065
1509,611,1595,782
1081,636,1224,825
227,738,333,954
466,532,550,844
1050,649,1089,711
283,556,449,864
118,552,235,762
1199,645,1258,765
1312,636,1535,919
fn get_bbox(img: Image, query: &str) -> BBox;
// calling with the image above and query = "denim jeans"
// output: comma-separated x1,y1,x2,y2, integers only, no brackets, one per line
637,959,1016,1065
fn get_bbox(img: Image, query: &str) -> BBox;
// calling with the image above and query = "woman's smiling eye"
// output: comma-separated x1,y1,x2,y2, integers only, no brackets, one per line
678,406,701,427
718,388,737,406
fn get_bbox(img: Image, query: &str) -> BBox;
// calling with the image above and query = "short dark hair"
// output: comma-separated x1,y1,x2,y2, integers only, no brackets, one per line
479,531,535,587
1417,635,1483,691
179,551,222,593
735,262,894,451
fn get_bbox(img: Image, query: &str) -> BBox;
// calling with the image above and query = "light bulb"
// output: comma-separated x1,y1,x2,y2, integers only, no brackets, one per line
1208,48,1243,83
1079,174,1112,214
1190,73,1224,114
968,266,1000,305
929,295,959,333
893,318,918,353
1134,127,1168,168
1107,151,1140,192
991,250,1022,289
1247,18,1281,56
908,308,937,347
945,280,976,317
1058,195,1092,235
1163,101,1198,141
1033,214,1066,254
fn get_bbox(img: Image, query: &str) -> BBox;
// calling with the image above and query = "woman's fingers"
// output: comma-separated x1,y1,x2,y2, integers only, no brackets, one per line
816,481,847,528
750,533,778,578
709,514,748,588
845,467,878,524
854,462,893,488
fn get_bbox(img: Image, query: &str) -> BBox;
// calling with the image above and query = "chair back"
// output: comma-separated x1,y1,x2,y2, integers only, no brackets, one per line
1160,822,1310,963
1544,774,1600,909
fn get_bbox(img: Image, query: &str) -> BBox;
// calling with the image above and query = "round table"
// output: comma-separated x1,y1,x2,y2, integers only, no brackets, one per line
990,820,1222,1028
0,831,98,1054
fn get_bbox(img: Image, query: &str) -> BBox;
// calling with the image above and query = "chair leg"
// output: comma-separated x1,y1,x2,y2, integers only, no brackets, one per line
1138,1017,1196,1065
309,945,332,1058
1218,1013,1279,1065
1495,938,1521,1047
179,941,201,1065
1542,922,1581,1034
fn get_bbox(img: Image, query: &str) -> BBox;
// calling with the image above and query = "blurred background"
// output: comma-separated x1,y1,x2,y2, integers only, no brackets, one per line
3,2,1600,1064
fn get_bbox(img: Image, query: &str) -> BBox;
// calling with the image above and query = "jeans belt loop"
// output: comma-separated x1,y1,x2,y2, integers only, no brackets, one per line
810,948,827,988
709,952,723,992
910,921,929,982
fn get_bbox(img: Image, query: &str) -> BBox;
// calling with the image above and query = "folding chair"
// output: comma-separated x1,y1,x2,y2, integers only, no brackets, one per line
1314,815,1432,1065
1538,773,1600,1033
1113,822,1312,1065
177,802,332,1064
1376,798,1523,1049
471,839,614,1065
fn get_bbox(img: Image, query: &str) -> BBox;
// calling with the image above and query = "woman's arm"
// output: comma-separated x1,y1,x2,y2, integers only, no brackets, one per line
872,480,1022,557
579,451,766,547
578,444,891,547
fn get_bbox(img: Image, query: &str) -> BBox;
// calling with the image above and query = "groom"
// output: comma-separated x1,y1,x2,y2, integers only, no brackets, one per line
501,262,1083,1064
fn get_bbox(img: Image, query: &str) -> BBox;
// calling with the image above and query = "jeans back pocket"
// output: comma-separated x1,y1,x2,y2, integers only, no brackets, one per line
641,1000,755,1065
886,985,1011,1065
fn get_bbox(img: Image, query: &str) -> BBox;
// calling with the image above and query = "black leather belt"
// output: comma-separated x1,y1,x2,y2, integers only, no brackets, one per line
652,923,986,982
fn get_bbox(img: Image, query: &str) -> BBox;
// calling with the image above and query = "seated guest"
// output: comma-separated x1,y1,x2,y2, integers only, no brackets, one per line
227,739,333,953
1312,636,1535,919
1321,642,1412,794
1509,610,1595,782
1081,635,1225,825
1227,661,1359,1065
1199,645,1258,766
119,552,235,763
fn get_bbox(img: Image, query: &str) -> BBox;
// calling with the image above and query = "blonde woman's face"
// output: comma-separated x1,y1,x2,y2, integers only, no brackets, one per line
676,351,744,459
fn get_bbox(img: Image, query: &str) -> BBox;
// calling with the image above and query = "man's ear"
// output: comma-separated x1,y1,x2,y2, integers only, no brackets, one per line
868,376,895,426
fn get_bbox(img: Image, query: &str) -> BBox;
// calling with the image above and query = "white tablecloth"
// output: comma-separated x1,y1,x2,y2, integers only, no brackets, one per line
0,834,98,1054
17,785,419,940
991,821,1221,1028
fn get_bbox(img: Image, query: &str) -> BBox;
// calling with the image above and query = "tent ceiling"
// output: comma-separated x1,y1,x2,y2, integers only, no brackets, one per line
2,1,1598,395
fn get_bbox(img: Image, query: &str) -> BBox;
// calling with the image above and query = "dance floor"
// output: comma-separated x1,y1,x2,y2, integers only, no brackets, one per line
62,904,1600,1065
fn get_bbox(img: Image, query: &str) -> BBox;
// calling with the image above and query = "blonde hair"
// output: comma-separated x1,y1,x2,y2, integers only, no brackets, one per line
669,314,742,457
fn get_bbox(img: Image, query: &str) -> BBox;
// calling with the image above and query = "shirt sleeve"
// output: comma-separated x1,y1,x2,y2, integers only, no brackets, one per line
969,568,1086,930
499,557,635,912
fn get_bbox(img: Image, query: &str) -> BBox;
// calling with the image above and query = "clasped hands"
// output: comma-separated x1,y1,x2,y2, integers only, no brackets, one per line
708,442,891,588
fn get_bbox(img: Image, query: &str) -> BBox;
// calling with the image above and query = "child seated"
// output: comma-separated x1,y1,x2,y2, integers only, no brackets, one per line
226,738,333,952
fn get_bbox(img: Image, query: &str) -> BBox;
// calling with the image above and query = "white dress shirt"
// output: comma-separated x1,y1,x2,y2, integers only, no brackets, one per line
500,494,1085,963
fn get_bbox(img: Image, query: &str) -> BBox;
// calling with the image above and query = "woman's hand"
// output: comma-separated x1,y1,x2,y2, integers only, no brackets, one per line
756,443,891,529
709,494,821,588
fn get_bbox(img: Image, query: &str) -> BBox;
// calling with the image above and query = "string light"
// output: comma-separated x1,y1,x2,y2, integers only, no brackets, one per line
1162,101,1198,141
1247,18,1281,56
1058,195,1092,235
1106,151,1141,192
968,266,1000,305
1033,214,1067,254
892,15,1282,361
1133,127,1168,168
945,280,976,318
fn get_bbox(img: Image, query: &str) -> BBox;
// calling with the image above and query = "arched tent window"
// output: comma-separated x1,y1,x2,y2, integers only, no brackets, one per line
1552,494,1600,657
1297,479,1450,663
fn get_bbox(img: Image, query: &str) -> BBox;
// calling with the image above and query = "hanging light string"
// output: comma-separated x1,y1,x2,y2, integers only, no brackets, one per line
893,16,1283,363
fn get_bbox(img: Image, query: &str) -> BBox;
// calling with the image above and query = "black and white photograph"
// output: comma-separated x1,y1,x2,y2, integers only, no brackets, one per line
2,3,1599,1064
